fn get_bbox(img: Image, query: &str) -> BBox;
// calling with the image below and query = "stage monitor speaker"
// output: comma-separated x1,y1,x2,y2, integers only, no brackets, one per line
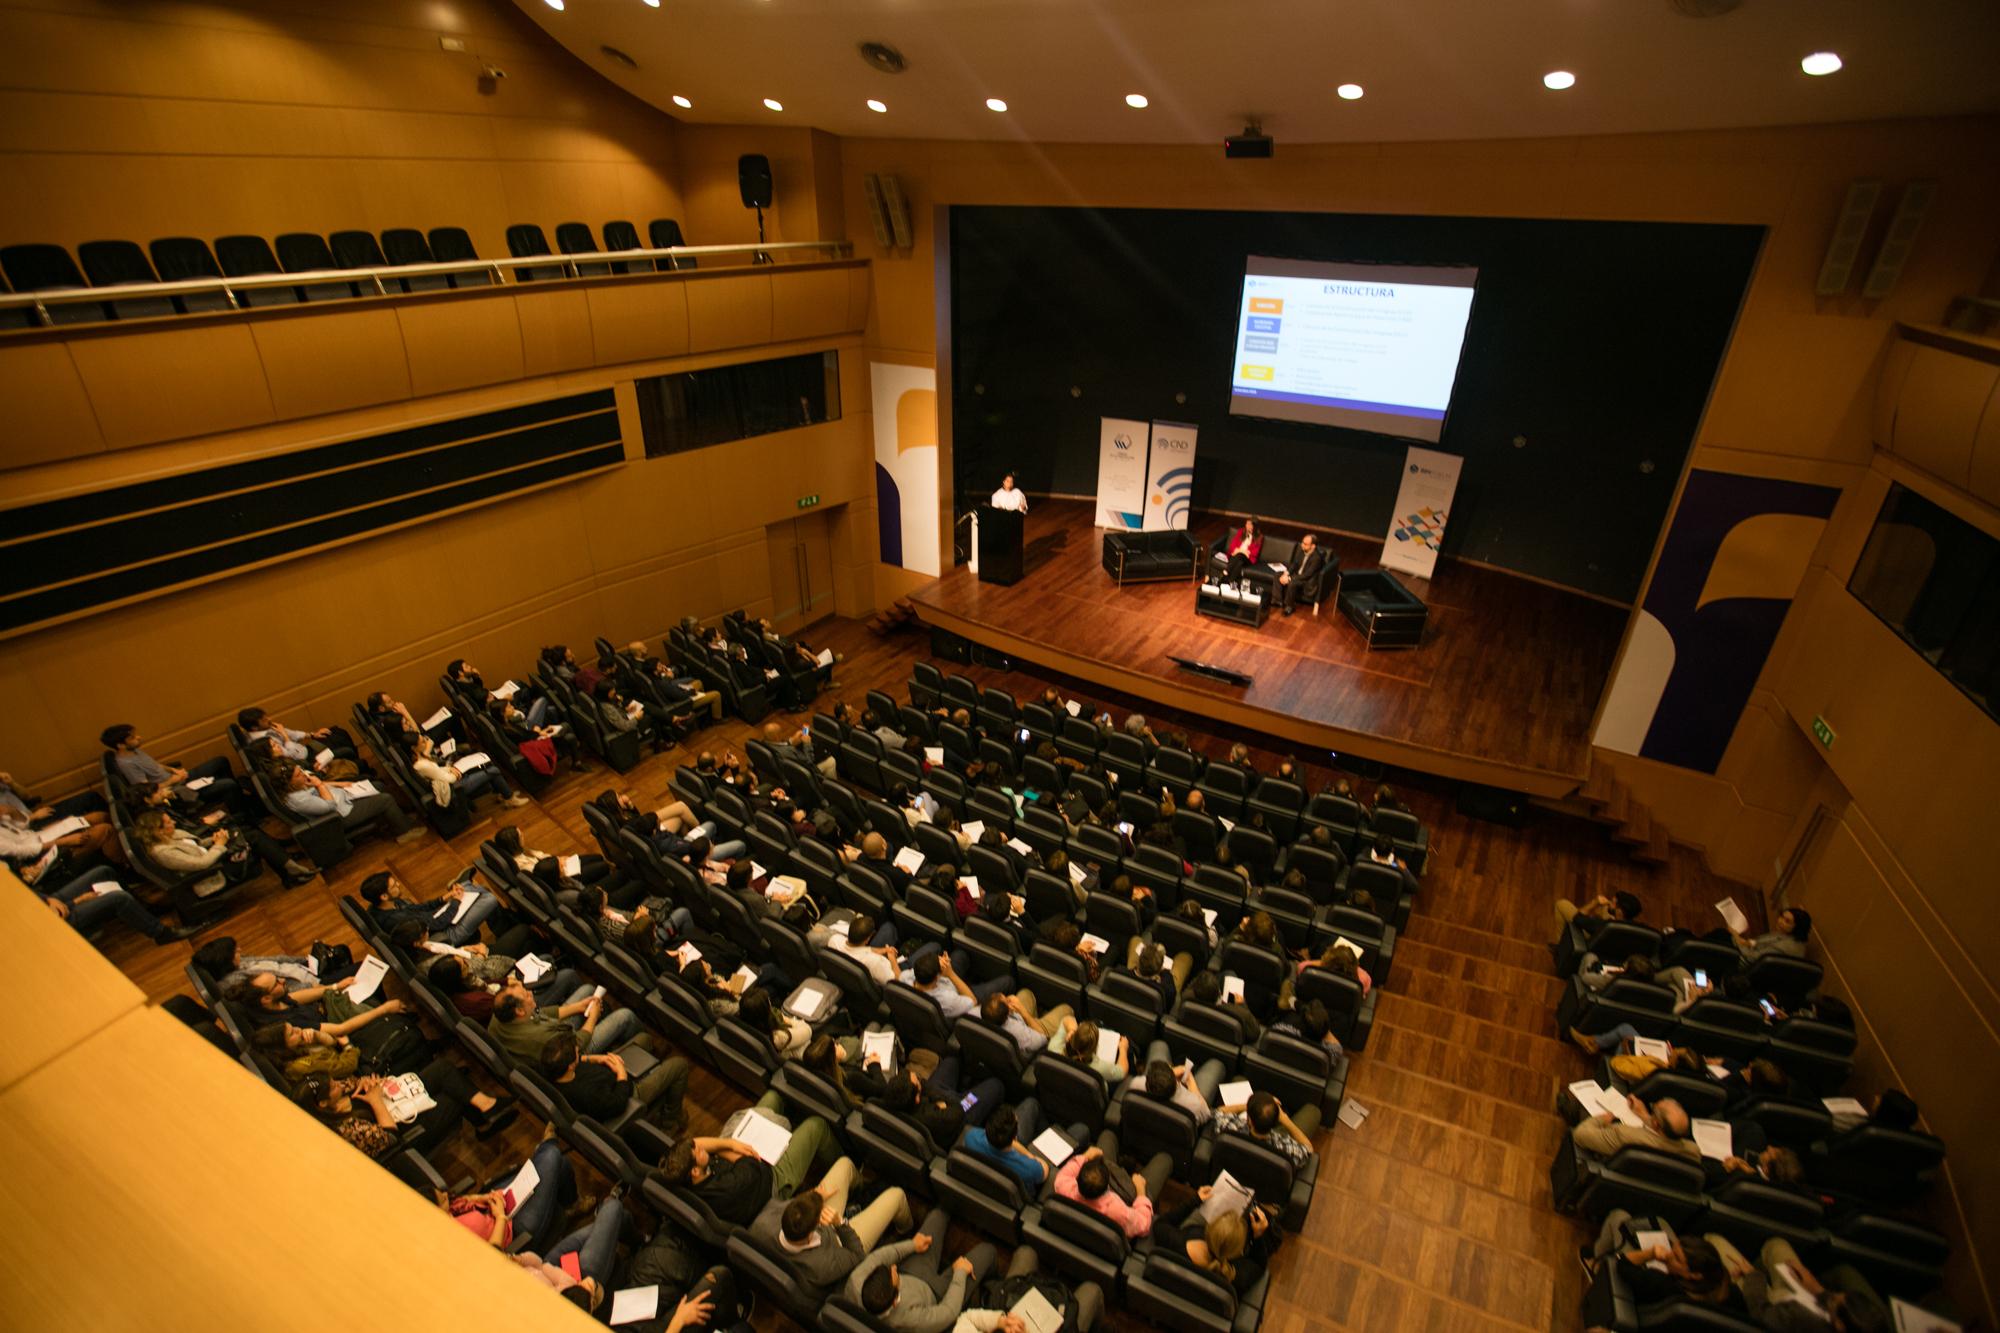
738,154,774,209
930,626,970,663
1457,781,1530,827
971,644,1014,670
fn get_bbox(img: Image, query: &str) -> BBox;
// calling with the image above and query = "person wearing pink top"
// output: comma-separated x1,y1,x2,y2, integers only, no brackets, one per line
1053,1138,1171,1240
1221,519,1265,585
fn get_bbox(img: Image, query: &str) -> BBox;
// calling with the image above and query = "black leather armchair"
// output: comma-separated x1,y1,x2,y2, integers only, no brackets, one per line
1335,568,1428,649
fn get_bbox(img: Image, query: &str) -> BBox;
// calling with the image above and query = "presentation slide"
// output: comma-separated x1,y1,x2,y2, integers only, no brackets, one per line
1228,256,1478,442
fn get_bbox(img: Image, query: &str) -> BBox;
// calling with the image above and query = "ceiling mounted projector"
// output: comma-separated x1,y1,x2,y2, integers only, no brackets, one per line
1225,122,1272,159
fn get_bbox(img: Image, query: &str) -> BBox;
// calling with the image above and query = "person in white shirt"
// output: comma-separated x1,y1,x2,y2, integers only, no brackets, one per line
827,912,901,985
988,473,1028,513
411,733,528,810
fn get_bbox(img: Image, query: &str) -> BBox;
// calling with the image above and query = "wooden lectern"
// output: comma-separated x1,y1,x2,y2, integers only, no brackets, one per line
976,506,1025,585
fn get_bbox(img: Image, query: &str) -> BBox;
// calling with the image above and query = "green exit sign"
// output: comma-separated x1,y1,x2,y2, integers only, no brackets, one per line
1811,715,1836,749
797,494,821,509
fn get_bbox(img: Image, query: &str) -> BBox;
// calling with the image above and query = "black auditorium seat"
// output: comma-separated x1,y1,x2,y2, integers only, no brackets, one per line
378,228,451,292
0,242,106,324
601,219,651,273
425,226,493,287
327,228,389,287
504,223,564,281
148,237,233,312
554,221,610,276
647,217,695,267
77,240,176,319
274,231,355,301
214,234,299,306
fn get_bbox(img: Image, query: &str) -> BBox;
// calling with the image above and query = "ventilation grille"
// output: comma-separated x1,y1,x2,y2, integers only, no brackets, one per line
0,389,622,635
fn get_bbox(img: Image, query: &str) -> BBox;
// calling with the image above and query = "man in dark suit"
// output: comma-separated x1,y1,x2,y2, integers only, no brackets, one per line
1278,533,1329,616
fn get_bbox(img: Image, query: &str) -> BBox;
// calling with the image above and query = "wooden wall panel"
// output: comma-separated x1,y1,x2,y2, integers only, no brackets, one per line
65,324,276,447
513,287,598,378
586,281,692,368
1889,344,1998,490
250,306,412,419
0,342,102,466
395,298,528,398
771,266,858,344
686,273,775,354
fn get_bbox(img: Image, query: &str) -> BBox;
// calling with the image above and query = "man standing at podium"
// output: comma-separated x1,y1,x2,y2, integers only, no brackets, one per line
990,472,1028,514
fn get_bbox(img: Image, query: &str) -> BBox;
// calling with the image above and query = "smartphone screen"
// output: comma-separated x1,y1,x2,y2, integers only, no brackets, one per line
960,1092,979,1112
1116,821,1134,836
1758,999,1777,1017
1018,727,1031,743
1693,969,1709,989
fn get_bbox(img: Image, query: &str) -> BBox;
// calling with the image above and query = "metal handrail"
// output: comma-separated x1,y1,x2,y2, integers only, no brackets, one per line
0,239,854,326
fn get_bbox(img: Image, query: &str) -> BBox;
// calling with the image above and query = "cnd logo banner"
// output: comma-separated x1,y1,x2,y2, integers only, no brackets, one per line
1146,421,1199,531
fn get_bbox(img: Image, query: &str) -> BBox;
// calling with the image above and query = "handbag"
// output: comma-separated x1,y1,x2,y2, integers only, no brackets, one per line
311,940,356,979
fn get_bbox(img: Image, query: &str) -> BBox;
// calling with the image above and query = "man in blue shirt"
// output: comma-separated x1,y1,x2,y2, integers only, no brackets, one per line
960,1103,1056,1195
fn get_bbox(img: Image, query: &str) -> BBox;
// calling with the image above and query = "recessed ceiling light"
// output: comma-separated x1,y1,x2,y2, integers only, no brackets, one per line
543,0,563,9
1336,83,1364,101
866,98,888,113
642,0,659,7
1542,69,1576,90
763,98,783,111
1125,93,1149,109
1800,51,1843,76
985,97,1008,113
671,94,692,108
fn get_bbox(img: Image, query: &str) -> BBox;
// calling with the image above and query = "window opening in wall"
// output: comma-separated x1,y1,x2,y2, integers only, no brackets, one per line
635,351,840,457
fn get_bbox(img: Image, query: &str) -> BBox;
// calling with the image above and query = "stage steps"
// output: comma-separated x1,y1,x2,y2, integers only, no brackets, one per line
1574,752,1673,866
864,598,921,636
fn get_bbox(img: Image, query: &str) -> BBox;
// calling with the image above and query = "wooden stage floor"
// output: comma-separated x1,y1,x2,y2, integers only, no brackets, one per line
910,501,1629,796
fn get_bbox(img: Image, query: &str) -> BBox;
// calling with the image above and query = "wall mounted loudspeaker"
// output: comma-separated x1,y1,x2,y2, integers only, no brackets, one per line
1860,180,1935,300
1813,179,1882,296
738,154,774,209
862,173,915,250
862,174,893,247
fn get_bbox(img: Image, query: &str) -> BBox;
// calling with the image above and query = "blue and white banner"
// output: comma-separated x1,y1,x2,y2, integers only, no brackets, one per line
1146,421,1199,530
1379,445,1462,579
1093,417,1151,529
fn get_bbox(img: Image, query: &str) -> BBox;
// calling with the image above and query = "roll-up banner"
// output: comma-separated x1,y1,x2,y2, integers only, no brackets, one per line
1380,445,1462,579
1146,421,1199,531
1093,417,1152,529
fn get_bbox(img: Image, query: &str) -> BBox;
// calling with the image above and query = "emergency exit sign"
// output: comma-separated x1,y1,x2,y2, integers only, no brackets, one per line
1811,715,1836,749
797,494,821,509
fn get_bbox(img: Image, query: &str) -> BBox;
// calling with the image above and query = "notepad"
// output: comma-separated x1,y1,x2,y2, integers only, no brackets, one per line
961,820,986,841
1714,897,1749,934
1633,1229,1672,1273
893,846,925,873
91,880,123,897
1890,1297,1962,1333
609,1286,660,1327
560,854,582,877
1218,815,1236,833
438,737,457,757
516,953,551,984
730,965,759,992
184,776,216,792
505,1156,542,1212
1692,1118,1733,1161
1079,932,1111,955
451,752,490,773
423,707,452,730
960,875,982,899
1011,1287,1065,1333
1068,862,1088,886
345,779,380,798
1821,1096,1867,1117
451,889,480,924
491,679,521,699
721,1108,795,1164
1031,1127,1076,1166
816,648,834,667
1094,1027,1122,1064
1064,700,1083,718
312,749,334,770
924,747,945,764
862,1029,897,1071
1337,1099,1371,1130
1217,1079,1253,1108
1007,836,1033,855
1221,975,1246,1001
1329,936,1363,958
1632,1036,1672,1062
672,942,702,966
35,815,87,844
346,955,388,1003
1199,1169,1255,1222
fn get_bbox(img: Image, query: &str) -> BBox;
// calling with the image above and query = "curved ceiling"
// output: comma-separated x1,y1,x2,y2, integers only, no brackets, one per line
513,0,2000,146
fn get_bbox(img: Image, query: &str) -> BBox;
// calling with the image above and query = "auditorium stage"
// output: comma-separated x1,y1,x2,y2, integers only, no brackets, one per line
908,501,1629,798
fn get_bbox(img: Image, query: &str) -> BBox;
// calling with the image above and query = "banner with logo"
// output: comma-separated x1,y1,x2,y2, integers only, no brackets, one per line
1093,417,1152,529
1145,421,1199,530
1380,445,1462,579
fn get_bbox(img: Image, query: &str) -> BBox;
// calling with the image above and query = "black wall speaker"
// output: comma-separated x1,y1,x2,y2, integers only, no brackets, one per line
738,154,774,209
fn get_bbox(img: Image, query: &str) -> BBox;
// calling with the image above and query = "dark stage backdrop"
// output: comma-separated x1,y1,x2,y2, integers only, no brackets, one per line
948,206,1763,603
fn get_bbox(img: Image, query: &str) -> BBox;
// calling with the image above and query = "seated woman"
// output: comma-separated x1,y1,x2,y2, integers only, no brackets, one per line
129,781,315,888
577,882,693,949
364,691,427,755
135,806,317,890
13,853,197,947
293,1058,514,1160
428,950,582,1023
1215,518,1265,588
250,1019,359,1083
595,680,673,755
735,984,811,1060
440,1137,577,1257
0,782,122,869
411,733,528,811
238,707,363,772
1049,1017,1130,1086
1298,940,1372,997
1151,1193,1282,1296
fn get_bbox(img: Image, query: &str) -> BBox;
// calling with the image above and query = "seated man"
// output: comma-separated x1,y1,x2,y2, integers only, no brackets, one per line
1115,941,1191,1006
653,1095,841,1227
848,1207,995,1333
898,950,1009,1021
237,707,361,769
192,935,322,990
750,1155,913,1293
1053,1138,1169,1240
1268,998,1344,1055
28,861,197,947
1179,971,1261,1043
1704,1228,1886,1331
874,1058,1005,1142
360,869,496,946
1276,531,1330,616
281,764,421,844
538,1028,690,1133
487,976,639,1062
1553,889,1643,934
1131,1055,1224,1127
1214,1089,1320,1169
626,641,723,723
975,990,1055,1056
823,911,903,986
1583,1210,1743,1315
102,723,241,813
1571,1093,1701,1161
222,972,428,1070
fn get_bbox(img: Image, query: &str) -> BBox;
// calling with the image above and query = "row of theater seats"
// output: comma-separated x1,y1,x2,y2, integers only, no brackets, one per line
0,217,693,326
1547,907,1953,1329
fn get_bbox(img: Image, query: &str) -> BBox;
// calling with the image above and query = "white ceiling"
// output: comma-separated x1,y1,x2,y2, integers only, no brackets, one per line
513,0,2000,146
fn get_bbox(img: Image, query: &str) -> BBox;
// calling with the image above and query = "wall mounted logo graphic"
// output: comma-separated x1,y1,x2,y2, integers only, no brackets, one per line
1155,467,1195,527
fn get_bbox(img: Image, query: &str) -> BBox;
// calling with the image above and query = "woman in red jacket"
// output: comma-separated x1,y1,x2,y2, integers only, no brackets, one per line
1224,518,1264,585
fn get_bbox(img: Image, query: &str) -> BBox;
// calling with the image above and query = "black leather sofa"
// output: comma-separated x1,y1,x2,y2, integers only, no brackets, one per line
1103,529,1200,585
1204,529,1337,613
1334,569,1427,648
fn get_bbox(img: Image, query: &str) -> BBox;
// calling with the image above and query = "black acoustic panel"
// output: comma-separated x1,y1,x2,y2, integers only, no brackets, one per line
2,409,619,596
2,389,615,540
0,444,624,633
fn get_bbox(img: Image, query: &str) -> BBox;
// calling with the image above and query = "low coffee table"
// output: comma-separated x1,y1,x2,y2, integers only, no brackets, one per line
1195,578,1269,628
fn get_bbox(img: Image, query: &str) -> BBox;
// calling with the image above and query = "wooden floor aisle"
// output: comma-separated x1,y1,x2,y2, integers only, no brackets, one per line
97,612,1755,1333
